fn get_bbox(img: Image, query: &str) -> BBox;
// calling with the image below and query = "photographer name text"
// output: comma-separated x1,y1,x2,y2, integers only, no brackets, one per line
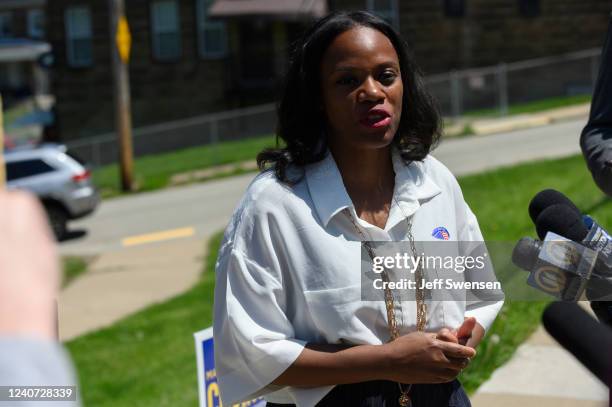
372,278,501,291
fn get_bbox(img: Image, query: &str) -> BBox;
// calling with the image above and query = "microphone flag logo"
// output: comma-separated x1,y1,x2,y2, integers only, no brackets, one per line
432,226,450,240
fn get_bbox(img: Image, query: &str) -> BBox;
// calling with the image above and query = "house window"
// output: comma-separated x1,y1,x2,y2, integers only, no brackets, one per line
65,7,93,67
28,9,45,39
519,0,540,17
444,0,466,18
366,0,399,30
151,0,181,61
196,0,227,58
0,12,13,38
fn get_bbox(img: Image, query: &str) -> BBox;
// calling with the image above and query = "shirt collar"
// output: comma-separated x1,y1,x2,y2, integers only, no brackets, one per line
305,145,442,228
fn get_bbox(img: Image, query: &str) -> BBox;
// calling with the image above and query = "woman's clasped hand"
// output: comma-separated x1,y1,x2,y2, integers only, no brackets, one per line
381,317,477,384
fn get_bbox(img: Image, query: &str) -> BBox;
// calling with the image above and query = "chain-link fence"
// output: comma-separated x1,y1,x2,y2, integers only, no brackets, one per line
67,48,601,168
426,48,599,117
67,102,277,167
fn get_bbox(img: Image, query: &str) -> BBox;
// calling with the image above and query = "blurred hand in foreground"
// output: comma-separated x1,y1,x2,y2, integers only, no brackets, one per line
0,190,59,340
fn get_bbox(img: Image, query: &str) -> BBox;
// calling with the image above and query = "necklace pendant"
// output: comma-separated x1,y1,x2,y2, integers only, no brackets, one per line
398,391,412,407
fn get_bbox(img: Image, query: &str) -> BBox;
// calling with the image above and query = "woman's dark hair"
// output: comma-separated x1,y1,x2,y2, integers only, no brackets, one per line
257,10,442,183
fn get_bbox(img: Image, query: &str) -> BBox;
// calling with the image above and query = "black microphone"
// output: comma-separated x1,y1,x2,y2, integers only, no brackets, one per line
542,301,612,386
534,195,612,323
536,207,612,277
528,189,611,255
535,204,590,241
528,189,581,225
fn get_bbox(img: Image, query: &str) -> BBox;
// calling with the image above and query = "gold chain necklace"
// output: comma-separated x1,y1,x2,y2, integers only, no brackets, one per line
343,207,426,407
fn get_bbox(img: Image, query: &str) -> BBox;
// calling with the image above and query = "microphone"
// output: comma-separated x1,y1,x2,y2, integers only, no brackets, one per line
535,204,612,257
532,191,612,322
536,207,612,277
542,301,612,386
512,235,594,301
528,189,581,224
529,189,612,255
582,215,612,257
534,204,587,241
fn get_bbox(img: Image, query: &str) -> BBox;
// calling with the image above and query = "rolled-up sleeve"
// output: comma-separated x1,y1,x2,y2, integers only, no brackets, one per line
458,204,505,333
213,246,307,406
464,296,504,334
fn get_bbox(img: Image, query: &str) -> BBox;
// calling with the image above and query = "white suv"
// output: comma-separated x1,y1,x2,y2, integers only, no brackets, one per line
5,143,100,240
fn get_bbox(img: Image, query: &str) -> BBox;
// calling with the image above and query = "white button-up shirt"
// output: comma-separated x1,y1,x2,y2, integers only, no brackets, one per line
213,146,504,407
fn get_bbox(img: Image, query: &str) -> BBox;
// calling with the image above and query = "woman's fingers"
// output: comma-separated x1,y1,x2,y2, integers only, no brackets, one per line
436,339,476,359
456,317,477,344
435,328,458,344
447,356,471,370
436,318,478,347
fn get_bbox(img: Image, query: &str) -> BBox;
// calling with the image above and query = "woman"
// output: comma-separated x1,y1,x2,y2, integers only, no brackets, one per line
213,10,503,407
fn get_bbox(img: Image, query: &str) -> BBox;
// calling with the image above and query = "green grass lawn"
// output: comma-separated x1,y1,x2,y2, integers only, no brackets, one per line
67,153,612,405
93,135,277,198
62,257,88,288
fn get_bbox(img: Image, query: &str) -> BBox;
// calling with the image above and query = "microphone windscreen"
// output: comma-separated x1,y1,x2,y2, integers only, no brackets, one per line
529,189,581,224
535,204,589,241
511,237,540,271
542,301,612,386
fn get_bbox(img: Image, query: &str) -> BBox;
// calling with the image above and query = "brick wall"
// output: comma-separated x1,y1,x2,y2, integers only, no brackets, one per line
331,0,611,75
47,0,230,140
48,0,612,141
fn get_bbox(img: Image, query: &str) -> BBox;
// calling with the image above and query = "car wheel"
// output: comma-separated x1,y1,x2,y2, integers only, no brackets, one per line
45,204,68,241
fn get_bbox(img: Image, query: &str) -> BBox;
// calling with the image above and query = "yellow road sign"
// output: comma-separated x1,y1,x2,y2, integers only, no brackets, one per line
116,15,131,63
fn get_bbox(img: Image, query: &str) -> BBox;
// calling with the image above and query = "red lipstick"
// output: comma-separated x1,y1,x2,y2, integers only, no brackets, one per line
359,108,391,129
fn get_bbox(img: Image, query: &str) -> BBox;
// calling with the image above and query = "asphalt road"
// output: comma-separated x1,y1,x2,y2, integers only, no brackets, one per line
59,118,586,256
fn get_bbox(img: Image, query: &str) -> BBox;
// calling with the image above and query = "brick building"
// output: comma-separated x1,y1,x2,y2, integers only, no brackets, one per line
46,0,324,139
0,0,48,105
46,0,612,140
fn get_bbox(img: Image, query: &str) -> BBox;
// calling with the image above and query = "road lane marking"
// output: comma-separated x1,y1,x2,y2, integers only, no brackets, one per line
122,227,195,247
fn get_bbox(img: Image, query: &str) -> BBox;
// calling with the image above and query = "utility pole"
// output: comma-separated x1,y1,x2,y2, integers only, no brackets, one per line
109,0,134,191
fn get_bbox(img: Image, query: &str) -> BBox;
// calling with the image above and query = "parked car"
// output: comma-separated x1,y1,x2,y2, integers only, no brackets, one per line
5,143,99,240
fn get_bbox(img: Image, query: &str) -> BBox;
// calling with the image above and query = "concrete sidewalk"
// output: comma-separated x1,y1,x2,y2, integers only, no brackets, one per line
58,237,206,341
471,304,609,407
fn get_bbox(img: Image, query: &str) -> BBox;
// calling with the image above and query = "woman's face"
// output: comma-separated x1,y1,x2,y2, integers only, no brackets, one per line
320,26,403,152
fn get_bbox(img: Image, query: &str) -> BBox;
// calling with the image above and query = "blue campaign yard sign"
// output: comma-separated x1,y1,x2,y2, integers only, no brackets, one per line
194,327,267,407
